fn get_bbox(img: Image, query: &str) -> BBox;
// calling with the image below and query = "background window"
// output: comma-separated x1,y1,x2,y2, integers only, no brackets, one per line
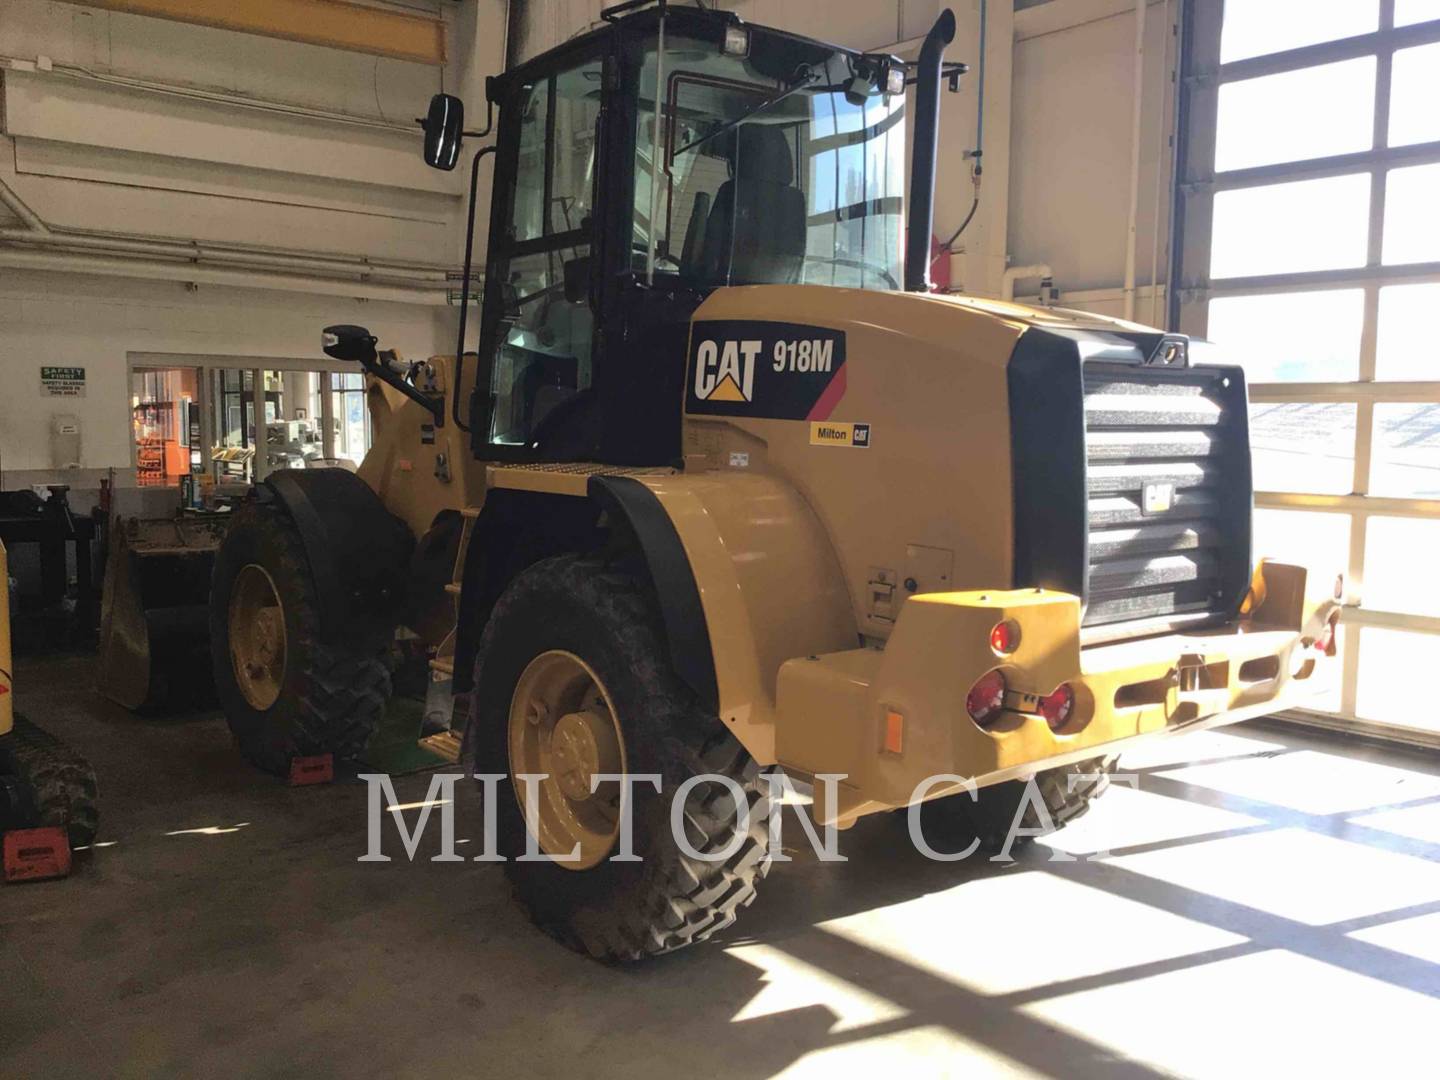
1356,628,1439,729
1252,509,1352,580
1376,283,1440,381
1214,59,1375,172
1387,42,1440,148
1210,174,1370,279
1382,162,1440,265
1363,518,1440,617
1206,290,1364,382
1219,0,1377,64
1369,404,1440,498
1249,403,1356,494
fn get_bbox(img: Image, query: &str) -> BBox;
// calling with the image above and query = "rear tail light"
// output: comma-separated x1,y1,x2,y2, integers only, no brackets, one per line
1038,684,1076,731
966,669,1007,727
1315,609,1341,656
989,619,1020,655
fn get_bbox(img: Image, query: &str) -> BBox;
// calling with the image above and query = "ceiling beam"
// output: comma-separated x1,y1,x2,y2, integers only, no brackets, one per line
56,0,446,66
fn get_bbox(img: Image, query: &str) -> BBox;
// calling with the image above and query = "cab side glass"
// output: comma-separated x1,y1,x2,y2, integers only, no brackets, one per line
423,93,464,170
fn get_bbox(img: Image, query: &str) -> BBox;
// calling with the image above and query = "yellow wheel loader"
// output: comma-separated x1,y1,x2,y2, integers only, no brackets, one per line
1,541,99,852
209,3,1341,959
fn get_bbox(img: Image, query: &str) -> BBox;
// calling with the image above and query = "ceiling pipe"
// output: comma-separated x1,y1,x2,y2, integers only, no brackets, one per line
0,227,449,282
0,177,50,234
1121,0,1148,322
0,247,450,305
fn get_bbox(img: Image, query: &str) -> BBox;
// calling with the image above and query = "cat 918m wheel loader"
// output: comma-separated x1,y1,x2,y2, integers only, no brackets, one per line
209,3,1341,959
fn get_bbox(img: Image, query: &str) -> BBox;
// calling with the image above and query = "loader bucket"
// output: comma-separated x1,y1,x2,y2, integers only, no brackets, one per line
97,514,229,711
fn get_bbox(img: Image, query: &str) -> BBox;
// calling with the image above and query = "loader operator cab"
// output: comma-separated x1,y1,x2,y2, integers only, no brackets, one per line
419,3,922,466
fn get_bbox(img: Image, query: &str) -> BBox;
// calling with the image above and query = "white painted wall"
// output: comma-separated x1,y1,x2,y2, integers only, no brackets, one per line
1009,0,1176,314
0,0,1181,489
0,0,509,485
0,267,450,481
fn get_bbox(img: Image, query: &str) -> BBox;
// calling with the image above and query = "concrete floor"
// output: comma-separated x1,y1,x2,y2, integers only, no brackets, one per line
4,653,1439,1078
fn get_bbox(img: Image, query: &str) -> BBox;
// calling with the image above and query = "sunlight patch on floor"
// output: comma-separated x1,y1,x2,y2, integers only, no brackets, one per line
724,942,909,1034
1022,948,1440,1076
817,871,1244,996
770,1024,1038,1079
1106,826,1440,925
1347,798,1440,844
165,823,252,837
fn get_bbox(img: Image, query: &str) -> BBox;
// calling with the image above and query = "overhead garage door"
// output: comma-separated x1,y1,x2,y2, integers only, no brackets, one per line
1173,0,1440,743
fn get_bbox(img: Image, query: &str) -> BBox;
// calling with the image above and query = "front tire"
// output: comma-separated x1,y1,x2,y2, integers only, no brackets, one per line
471,554,772,961
209,499,392,775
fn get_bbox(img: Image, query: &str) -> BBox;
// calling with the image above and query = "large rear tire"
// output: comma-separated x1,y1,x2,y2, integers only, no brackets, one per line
210,500,391,776
471,554,772,961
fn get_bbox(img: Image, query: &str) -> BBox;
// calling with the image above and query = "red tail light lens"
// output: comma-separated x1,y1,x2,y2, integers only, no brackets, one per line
966,669,1008,727
1315,609,1341,655
1038,684,1075,731
989,619,1020,655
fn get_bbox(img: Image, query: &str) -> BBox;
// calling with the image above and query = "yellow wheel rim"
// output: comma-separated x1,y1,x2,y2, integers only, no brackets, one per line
508,650,627,870
229,563,286,711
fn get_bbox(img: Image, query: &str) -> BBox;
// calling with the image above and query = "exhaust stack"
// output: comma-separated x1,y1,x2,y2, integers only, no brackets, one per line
906,9,956,293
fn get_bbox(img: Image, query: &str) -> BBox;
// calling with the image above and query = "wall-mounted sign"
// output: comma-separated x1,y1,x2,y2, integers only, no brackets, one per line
40,366,86,397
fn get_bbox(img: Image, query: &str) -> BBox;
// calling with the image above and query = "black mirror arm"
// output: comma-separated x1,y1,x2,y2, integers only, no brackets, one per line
452,142,497,433
462,97,495,140
358,349,444,426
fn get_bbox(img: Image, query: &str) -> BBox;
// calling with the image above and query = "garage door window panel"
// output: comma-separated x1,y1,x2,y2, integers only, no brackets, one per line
1250,403,1357,495
1219,0,1379,64
1368,403,1440,499
1376,283,1440,381
1357,628,1440,730
1210,174,1370,279
1207,290,1364,382
1382,163,1440,266
1388,41,1440,148
1215,59,1375,173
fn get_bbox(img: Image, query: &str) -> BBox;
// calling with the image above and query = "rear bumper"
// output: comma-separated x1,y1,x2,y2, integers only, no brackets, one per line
775,561,1339,826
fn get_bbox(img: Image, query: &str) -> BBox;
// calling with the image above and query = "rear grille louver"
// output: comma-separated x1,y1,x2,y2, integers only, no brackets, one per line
1081,364,1249,630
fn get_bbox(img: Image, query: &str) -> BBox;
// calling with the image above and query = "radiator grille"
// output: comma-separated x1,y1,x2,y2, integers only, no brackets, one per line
1082,364,1247,630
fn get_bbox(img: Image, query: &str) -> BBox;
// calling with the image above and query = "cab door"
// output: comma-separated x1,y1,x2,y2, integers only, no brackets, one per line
472,44,613,460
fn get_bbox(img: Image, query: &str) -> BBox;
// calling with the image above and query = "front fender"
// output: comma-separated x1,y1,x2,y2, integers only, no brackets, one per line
619,471,856,764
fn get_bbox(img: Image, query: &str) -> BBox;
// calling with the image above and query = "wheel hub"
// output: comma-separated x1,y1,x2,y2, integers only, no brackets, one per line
229,563,286,711
508,651,627,870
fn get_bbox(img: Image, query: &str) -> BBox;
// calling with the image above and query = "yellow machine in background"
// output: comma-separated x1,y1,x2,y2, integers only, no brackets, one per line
0,541,99,852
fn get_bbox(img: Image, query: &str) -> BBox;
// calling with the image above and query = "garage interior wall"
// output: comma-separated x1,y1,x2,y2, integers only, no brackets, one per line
0,0,508,488
1,0,1179,489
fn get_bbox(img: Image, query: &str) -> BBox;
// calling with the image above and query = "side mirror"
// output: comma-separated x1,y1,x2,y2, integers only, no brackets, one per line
563,255,592,304
421,93,464,171
321,324,377,363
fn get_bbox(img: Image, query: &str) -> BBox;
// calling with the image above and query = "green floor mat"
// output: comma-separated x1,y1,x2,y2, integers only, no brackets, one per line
357,695,450,775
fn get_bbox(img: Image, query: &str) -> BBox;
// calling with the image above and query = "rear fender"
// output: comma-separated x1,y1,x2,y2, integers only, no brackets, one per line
262,469,415,651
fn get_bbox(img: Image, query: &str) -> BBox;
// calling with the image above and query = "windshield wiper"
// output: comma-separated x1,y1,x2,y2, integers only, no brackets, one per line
671,66,821,162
